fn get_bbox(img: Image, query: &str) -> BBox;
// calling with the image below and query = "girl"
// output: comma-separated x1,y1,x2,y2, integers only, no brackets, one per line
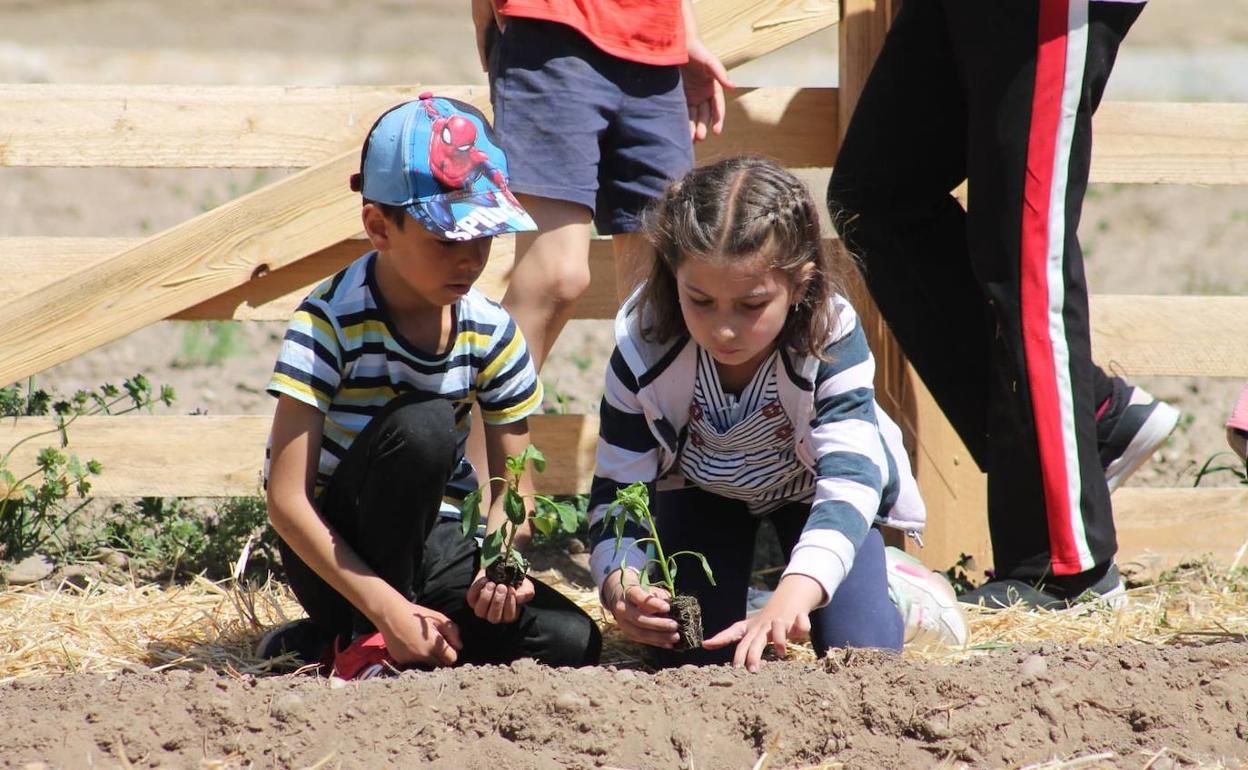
587,156,964,671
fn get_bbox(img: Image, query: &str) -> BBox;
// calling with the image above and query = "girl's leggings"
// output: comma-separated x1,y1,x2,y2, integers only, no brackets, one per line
647,485,903,667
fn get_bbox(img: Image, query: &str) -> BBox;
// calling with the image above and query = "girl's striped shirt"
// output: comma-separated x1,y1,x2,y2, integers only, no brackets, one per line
265,252,542,517
675,348,815,514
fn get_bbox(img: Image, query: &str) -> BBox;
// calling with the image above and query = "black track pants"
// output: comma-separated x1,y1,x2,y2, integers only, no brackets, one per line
828,0,1144,580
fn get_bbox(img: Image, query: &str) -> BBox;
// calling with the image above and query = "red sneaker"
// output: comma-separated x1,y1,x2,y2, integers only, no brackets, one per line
331,632,397,680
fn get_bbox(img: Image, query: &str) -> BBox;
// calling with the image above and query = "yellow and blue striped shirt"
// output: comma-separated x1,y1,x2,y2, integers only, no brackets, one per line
265,252,542,516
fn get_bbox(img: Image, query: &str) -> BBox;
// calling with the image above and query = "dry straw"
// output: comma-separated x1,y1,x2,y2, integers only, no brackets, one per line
0,560,1245,680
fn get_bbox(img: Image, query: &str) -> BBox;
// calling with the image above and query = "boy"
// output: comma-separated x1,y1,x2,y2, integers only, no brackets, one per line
259,95,601,679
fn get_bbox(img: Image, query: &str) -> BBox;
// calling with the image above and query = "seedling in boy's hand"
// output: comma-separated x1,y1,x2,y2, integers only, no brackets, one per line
604,481,715,650
460,445,582,587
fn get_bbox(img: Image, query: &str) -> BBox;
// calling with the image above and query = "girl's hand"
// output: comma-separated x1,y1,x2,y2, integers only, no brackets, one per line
703,574,824,672
601,568,681,648
467,570,535,624
377,597,463,667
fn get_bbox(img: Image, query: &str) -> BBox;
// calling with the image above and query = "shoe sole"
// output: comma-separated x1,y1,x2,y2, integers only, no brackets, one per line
1106,401,1180,493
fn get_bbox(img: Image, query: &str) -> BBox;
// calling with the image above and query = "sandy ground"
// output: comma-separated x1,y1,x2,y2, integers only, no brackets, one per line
3,642,1248,769
2,2,1248,768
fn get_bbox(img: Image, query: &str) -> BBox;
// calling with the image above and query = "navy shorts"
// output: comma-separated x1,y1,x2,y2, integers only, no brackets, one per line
488,18,694,234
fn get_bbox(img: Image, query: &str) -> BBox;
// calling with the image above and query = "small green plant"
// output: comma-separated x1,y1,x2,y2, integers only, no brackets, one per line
541,381,575,415
603,481,715,649
568,351,594,374
103,495,279,581
173,321,247,368
942,552,980,596
1192,451,1248,487
460,445,581,587
0,376,175,560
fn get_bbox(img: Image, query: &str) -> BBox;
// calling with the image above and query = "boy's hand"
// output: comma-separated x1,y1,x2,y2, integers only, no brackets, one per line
682,39,734,142
601,568,680,648
467,570,535,624
378,599,463,667
472,0,504,72
703,574,823,672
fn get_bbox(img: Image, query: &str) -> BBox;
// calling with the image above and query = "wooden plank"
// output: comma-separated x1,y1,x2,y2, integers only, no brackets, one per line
695,0,839,70
6,416,1244,581
0,149,361,387
1114,487,1248,578
1092,101,1248,185
0,85,836,170
1090,295,1248,378
0,85,484,168
10,240,1248,377
837,0,896,133
0,415,270,498
0,235,620,323
0,414,597,498
7,86,1242,183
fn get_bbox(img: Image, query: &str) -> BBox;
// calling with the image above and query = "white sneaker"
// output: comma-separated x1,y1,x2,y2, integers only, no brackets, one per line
885,546,969,650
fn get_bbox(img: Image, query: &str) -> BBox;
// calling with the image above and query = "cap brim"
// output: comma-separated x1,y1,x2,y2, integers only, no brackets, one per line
407,189,537,241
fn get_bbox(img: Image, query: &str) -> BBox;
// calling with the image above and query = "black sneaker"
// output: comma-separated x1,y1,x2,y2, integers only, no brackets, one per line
255,619,334,673
1098,379,1180,492
959,563,1126,610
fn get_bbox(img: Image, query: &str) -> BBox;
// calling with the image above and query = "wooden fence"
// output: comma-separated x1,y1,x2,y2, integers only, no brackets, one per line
2,0,1246,576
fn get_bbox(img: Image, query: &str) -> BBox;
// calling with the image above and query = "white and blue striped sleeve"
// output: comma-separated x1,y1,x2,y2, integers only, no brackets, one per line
783,304,894,607
586,347,662,592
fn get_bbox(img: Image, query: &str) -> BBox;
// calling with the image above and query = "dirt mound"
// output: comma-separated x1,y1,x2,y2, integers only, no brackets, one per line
3,642,1247,769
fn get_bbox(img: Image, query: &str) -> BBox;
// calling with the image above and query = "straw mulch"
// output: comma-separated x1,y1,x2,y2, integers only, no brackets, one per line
1,561,1245,682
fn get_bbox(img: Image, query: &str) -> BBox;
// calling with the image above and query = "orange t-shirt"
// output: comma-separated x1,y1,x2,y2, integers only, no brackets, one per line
496,0,687,66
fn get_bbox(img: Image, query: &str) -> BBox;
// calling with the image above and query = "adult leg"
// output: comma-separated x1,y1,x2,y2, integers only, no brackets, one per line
489,18,610,370
827,0,993,466
770,505,903,653
503,196,594,370
947,0,1143,584
278,395,459,638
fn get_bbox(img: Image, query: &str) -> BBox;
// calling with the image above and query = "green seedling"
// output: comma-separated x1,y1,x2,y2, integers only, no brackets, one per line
460,445,581,587
603,481,715,650
1193,451,1248,487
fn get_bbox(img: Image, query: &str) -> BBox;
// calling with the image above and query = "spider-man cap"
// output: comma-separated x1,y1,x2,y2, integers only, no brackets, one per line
350,92,536,241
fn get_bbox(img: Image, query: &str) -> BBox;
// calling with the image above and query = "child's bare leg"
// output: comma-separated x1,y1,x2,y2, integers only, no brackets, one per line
612,231,652,303
502,194,593,371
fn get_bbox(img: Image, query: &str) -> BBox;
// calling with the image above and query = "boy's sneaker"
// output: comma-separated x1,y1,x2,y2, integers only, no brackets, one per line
331,631,398,680
885,547,969,649
254,619,334,673
959,561,1127,610
1098,380,1180,493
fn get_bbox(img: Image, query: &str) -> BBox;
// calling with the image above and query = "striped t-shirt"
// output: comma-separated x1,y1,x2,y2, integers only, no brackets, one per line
265,252,543,516
676,348,815,514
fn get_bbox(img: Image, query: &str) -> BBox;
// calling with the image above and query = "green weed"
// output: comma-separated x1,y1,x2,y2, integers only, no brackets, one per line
0,376,175,560
174,321,248,368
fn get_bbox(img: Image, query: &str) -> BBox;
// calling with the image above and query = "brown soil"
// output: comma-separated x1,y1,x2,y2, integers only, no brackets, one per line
1,643,1246,769
670,593,705,651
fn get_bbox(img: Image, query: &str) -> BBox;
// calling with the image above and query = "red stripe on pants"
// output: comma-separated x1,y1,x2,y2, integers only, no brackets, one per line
1020,0,1080,573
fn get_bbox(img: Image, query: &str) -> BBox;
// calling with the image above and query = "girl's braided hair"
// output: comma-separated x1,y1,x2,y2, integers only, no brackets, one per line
638,155,845,360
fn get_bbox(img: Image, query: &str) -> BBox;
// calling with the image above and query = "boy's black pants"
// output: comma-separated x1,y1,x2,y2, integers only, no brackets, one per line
279,394,601,667
828,0,1144,581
